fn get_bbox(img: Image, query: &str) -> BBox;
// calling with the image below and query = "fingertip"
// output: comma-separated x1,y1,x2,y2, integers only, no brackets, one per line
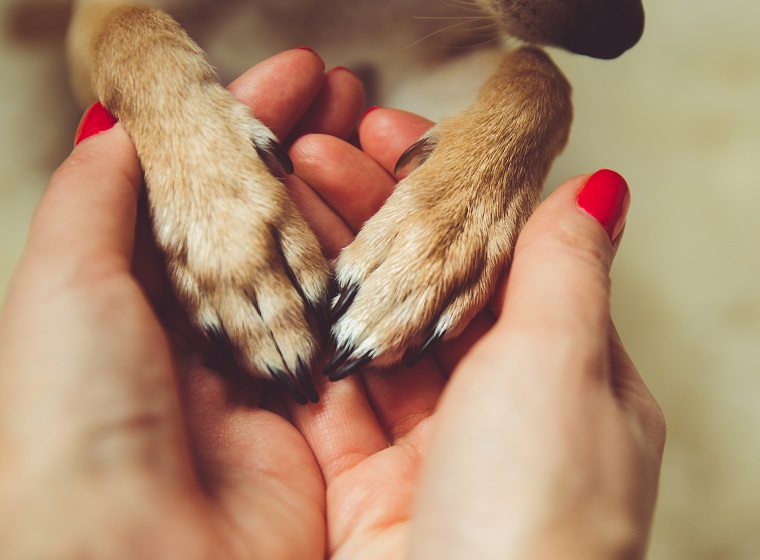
31,123,143,272
288,65,367,139
295,46,325,70
288,132,395,233
74,101,118,147
227,49,327,136
358,107,434,141
576,169,631,243
361,105,382,120
520,170,631,258
496,172,627,337
63,122,141,194
357,108,434,174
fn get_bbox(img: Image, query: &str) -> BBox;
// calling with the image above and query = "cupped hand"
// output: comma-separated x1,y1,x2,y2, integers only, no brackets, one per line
0,46,664,560
286,111,665,560
0,48,365,560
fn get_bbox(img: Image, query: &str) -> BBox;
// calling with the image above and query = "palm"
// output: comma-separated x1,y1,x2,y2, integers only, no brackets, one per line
97,245,330,557
278,97,500,558
286,338,487,559
324,410,432,559
127,53,486,559
35,50,449,559
11,49,487,559
171,352,325,558
125,52,351,555
4,49,662,560
330,445,424,557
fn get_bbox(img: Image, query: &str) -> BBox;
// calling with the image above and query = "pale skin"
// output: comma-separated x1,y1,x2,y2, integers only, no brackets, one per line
0,49,664,560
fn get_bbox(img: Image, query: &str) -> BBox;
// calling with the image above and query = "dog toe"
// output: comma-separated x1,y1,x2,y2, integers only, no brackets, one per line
324,48,573,378
136,88,330,401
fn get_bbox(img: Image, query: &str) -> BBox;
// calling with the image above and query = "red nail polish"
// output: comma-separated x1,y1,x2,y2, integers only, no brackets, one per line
577,169,630,241
362,105,382,119
74,102,118,146
296,46,325,70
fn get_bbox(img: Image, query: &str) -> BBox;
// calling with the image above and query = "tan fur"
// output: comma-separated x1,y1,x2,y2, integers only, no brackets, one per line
332,47,571,367
70,2,330,394
65,0,641,398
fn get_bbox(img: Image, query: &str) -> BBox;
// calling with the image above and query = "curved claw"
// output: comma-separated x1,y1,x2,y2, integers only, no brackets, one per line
323,344,354,376
308,298,331,340
256,138,294,176
296,360,320,404
329,283,360,323
268,366,308,406
394,135,437,178
327,353,373,382
404,330,443,368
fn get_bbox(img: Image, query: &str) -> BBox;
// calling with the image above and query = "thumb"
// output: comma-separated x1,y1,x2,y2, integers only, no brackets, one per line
23,103,141,279
496,170,630,343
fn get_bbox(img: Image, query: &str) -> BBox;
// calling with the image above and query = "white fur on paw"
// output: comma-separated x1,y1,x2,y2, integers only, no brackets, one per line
324,48,572,380
135,83,329,402
325,148,537,380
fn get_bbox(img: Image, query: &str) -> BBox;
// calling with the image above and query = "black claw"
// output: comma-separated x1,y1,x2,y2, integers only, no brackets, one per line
394,135,437,178
404,330,443,368
328,353,372,382
309,298,331,340
256,139,294,176
329,283,359,323
296,359,320,404
268,366,308,406
323,344,354,376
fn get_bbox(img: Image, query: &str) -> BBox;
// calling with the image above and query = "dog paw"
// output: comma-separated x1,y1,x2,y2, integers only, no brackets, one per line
325,128,531,379
91,8,331,403
132,83,329,404
325,47,572,379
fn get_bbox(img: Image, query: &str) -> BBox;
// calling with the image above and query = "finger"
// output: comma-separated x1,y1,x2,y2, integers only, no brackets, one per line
227,47,326,139
291,374,390,485
0,124,193,492
283,173,354,261
23,124,142,281
289,134,396,232
360,363,445,445
495,170,631,380
289,66,366,141
358,108,434,175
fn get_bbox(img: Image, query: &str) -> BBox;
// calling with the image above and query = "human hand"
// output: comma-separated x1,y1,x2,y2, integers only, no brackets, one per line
407,168,666,559
0,45,664,560
0,48,365,559
286,112,665,559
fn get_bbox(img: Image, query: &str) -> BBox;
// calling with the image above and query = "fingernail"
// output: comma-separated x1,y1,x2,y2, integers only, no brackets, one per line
74,101,117,146
362,105,382,119
577,169,630,242
296,46,325,70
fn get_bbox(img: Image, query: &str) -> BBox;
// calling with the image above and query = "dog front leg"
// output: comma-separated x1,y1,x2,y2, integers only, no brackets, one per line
67,3,330,403
327,47,572,378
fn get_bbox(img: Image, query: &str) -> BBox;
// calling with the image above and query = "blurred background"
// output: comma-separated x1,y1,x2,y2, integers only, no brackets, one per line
1,0,758,557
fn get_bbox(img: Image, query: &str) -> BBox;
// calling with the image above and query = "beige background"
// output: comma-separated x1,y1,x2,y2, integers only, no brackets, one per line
1,1,759,558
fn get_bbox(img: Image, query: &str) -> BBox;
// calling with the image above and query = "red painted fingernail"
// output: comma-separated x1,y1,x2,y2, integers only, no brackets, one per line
296,46,325,70
577,169,630,241
362,106,382,119
74,101,118,146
